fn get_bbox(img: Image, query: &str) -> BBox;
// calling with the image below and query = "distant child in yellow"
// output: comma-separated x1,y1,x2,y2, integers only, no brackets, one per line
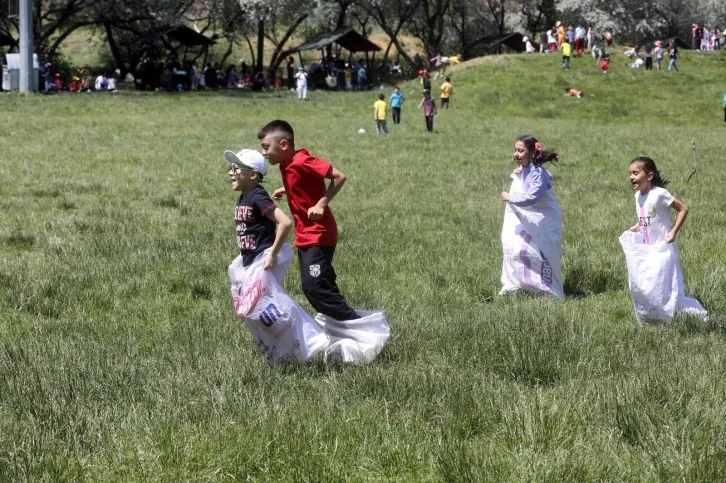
562,40,572,70
440,76,453,109
373,93,389,135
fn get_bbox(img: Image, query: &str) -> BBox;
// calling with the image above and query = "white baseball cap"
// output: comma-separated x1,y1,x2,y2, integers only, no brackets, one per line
224,149,267,176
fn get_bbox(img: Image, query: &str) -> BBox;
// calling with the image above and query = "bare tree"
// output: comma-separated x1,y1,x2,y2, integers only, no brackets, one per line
405,0,451,66
360,0,421,65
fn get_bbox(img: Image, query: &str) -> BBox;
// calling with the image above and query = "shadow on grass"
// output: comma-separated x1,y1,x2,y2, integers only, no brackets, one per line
3,233,35,250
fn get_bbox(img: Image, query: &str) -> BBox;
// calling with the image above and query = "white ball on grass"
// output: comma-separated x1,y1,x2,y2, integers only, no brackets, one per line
358,128,366,134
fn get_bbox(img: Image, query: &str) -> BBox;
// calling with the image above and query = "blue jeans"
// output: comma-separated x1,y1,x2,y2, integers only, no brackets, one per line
375,120,388,135
668,58,679,71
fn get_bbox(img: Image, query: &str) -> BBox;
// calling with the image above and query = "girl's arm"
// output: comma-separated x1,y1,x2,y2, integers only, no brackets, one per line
666,198,688,243
507,169,549,206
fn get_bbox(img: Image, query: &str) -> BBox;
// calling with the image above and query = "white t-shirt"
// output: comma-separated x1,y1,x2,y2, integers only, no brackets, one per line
296,72,307,88
95,75,106,90
635,186,675,244
107,78,117,90
547,31,556,44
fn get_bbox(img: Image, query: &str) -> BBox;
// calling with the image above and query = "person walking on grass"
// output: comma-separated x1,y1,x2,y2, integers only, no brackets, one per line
654,40,664,71
575,24,586,56
258,120,360,321
295,67,308,100
440,76,453,109
668,40,679,72
224,148,292,277
390,86,404,124
562,39,572,70
373,93,389,135
419,89,437,133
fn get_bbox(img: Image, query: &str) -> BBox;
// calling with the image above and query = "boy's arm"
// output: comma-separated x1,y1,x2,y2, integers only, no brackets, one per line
308,166,346,221
263,207,292,270
272,187,286,200
666,198,688,243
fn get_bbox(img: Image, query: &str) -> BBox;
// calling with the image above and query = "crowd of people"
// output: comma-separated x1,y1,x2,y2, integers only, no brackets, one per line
37,62,118,93
529,20,724,75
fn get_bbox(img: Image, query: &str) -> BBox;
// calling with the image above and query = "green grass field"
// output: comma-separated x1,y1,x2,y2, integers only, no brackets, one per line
2,50,726,481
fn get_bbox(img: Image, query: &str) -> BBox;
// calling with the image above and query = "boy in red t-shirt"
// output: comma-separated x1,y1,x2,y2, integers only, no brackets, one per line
258,120,359,321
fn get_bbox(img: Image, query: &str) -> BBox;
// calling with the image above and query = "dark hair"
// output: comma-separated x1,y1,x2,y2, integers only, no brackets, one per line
393,85,400,90
630,157,669,188
378,93,384,100
445,76,451,82
516,134,558,166
257,120,294,146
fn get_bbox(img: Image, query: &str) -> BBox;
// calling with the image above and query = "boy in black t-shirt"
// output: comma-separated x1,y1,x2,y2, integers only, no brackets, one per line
225,148,292,274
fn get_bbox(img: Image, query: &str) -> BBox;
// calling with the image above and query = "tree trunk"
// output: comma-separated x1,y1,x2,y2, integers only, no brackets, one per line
244,34,256,68
256,18,264,74
219,36,235,70
104,22,126,76
266,13,309,80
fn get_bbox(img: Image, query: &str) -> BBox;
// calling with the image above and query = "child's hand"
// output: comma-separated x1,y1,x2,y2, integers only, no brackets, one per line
513,166,523,174
272,187,286,200
665,230,676,243
263,252,277,271
629,224,640,233
501,192,511,201
308,204,325,220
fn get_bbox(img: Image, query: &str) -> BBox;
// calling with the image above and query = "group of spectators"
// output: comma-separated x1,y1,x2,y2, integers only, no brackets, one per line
37,62,117,93
691,24,723,51
135,57,271,92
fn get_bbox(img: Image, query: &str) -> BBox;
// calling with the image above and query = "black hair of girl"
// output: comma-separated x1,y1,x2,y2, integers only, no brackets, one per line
516,134,559,166
630,156,669,188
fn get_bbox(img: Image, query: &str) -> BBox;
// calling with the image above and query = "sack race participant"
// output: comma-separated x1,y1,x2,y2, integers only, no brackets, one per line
225,148,327,364
620,157,707,324
500,135,564,298
257,120,390,364
315,311,390,364
229,245,329,364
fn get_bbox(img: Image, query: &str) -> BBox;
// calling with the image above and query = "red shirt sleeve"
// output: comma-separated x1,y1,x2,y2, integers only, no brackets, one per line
305,156,332,179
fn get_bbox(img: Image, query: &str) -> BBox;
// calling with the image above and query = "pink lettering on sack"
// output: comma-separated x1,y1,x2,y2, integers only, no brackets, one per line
233,279,265,317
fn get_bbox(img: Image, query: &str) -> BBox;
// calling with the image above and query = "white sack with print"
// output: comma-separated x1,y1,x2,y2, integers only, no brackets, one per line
315,311,390,364
229,244,329,364
619,231,707,324
500,172,564,297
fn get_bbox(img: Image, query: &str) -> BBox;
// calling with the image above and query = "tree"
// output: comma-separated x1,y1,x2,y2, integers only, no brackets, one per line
360,0,420,66
447,0,499,58
405,0,451,66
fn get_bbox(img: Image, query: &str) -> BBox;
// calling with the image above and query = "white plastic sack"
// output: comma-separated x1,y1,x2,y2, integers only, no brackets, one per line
229,244,329,364
500,172,564,298
315,311,390,364
619,231,707,324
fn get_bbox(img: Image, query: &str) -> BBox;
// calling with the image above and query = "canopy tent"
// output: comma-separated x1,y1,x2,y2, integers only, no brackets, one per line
466,33,539,57
129,25,216,47
129,25,215,91
294,29,382,54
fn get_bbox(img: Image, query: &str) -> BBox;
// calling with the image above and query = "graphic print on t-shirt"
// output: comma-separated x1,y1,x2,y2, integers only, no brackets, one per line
635,187,675,245
235,186,277,266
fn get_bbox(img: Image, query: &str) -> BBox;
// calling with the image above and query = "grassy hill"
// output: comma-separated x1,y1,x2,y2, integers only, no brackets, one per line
1,50,726,481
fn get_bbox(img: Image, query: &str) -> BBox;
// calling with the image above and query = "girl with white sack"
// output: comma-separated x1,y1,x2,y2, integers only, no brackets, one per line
500,135,564,298
620,157,707,324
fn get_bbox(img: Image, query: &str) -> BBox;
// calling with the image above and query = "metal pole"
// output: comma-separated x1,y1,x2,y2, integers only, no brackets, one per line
19,0,34,92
